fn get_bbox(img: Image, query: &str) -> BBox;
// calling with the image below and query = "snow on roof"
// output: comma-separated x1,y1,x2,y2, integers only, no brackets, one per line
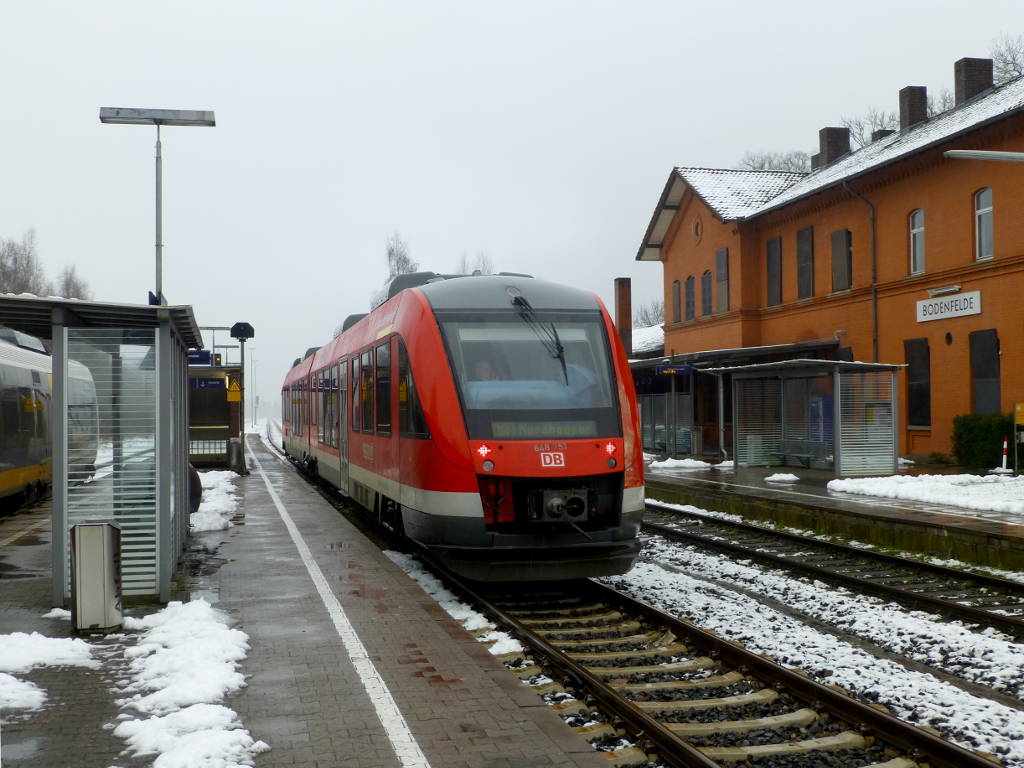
631,323,664,355
679,74,1024,222
674,168,805,220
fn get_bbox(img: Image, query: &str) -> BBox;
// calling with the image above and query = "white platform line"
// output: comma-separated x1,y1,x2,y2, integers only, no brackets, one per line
250,449,432,768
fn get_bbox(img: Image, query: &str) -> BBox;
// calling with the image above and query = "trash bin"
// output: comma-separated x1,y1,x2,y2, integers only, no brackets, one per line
227,437,245,474
71,522,122,632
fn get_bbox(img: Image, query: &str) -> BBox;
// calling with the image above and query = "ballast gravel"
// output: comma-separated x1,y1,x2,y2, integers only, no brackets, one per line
601,560,1024,765
641,532,1024,699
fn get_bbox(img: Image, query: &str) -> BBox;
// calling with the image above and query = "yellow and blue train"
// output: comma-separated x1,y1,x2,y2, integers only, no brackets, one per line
0,329,97,507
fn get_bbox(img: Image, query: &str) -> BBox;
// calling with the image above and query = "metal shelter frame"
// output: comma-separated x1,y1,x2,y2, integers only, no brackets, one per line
704,359,903,476
0,295,202,603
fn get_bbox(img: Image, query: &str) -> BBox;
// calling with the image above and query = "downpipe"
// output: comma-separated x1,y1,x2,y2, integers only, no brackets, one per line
842,181,878,362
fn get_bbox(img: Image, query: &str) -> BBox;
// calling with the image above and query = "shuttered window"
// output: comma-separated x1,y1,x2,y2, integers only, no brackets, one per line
766,237,782,306
831,229,852,292
903,338,931,427
797,227,814,299
684,276,695,320
715,248,729,312
969,329,1000,414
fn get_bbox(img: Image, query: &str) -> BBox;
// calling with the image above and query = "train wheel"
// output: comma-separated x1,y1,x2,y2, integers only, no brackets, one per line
22,483,38,507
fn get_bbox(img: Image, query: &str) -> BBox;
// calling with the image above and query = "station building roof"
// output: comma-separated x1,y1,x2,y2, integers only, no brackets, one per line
638,71,1024,260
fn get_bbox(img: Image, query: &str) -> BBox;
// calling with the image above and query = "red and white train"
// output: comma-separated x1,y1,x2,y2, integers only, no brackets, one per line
281,272,643,581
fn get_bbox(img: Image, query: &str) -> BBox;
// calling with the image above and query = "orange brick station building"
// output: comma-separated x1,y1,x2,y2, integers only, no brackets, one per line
635,57,1023,458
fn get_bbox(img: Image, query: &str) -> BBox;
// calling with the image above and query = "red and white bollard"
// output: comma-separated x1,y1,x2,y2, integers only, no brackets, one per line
1002,435,1009,471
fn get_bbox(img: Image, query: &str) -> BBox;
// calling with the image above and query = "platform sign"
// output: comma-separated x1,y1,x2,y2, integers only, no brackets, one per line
189,377,225,389
188,349,212,365
915,290,981,322
656,364,695,375
227,380,241,402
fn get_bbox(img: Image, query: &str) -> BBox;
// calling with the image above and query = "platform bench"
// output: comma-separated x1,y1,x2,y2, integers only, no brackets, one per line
774,439,830,467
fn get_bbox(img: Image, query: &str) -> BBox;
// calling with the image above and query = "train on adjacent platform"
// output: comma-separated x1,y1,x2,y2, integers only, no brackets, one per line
0,329,98,506
281,272,644,581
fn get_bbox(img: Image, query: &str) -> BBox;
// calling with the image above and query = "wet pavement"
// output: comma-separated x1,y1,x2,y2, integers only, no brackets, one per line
0,439,606,768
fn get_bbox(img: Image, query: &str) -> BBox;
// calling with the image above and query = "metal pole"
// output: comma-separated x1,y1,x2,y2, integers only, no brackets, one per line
155,124,163,302
239,338,247,467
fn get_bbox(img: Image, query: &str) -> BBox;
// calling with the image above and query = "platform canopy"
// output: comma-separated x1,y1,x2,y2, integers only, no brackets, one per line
702,359,903,477
0,294,202,603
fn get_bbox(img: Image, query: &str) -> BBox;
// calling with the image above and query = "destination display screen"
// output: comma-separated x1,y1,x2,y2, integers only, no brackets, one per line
491,420,597,439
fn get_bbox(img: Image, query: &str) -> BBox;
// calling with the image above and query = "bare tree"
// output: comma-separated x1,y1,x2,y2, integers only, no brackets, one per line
842,107,898,149
55,265,91,299
456,251,494,274
927,88,955,117
991,33,1024,84
385,232,417,280
633,298,664,328
736,150,810,173
0,229,49,295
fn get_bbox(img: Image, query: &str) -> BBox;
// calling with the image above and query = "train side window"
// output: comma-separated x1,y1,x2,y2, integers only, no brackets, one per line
360,350,373,434
375,341,391,435
351,357,361,432
332,364,342,448
397,337,429,438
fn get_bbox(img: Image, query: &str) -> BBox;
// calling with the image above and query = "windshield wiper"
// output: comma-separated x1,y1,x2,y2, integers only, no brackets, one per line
512,295,568,384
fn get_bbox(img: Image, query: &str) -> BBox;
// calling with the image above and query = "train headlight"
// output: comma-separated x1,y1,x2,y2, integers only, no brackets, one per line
482,460,495,472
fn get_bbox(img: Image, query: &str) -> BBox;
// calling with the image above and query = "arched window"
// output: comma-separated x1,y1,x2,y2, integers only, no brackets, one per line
671,280,681,323
974,188,993,261
700,271,712,316
684,276,695,321
909,209,925,274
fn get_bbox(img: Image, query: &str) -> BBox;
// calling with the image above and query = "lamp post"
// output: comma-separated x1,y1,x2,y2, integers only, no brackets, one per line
99,107,215,305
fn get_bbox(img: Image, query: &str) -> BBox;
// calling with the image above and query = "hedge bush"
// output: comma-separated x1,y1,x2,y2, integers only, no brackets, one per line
951,413,1015,469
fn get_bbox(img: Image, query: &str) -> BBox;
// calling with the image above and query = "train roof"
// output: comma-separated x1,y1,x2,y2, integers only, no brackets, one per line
417,274,601,312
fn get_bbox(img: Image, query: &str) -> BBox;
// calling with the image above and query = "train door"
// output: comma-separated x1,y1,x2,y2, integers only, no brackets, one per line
338,359,350,495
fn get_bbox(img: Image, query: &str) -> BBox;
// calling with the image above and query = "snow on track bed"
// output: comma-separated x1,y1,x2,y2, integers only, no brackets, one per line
644,502,1024,639
601,559,1024,765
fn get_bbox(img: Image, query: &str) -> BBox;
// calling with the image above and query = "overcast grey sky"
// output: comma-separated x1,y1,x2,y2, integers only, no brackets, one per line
1,0,1018,418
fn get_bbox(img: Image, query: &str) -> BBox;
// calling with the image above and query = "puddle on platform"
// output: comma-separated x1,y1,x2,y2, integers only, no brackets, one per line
0,736,40,761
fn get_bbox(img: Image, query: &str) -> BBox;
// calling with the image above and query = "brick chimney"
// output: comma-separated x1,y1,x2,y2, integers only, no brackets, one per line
955,57,993,105
614,277,632,356
818,127,850,166
810,153,821,170
872,128,895,142
899,85,928,129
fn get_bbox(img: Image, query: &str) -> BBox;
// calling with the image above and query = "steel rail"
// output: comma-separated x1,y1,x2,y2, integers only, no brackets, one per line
645,502,1024,637
584,580,1001,768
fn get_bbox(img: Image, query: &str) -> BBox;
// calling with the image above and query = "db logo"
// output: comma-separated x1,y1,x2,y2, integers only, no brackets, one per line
540,452,565,467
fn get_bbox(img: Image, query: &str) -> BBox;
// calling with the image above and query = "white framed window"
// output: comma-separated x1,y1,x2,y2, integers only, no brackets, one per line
974,188,993,261
909,209,925,274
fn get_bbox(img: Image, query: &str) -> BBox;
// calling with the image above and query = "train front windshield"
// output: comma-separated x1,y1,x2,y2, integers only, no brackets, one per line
439,311,621,440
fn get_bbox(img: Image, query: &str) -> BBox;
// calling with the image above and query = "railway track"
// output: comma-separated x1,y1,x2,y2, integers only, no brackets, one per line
456,576,1000,768
270,441,1007,765
644,501,1024,639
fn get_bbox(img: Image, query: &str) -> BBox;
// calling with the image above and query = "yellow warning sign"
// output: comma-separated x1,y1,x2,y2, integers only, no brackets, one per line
227,380,241,402
1016,402,1024,426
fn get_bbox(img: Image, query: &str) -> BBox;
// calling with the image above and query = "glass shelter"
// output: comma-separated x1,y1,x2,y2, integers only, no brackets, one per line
0,296,202,603
705,359,901,477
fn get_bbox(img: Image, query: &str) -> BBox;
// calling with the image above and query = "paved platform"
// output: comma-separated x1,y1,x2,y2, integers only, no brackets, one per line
0,437,608,768
646,464,1024,570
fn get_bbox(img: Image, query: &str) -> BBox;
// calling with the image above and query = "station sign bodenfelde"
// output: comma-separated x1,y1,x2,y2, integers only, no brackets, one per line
916,290,981,322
